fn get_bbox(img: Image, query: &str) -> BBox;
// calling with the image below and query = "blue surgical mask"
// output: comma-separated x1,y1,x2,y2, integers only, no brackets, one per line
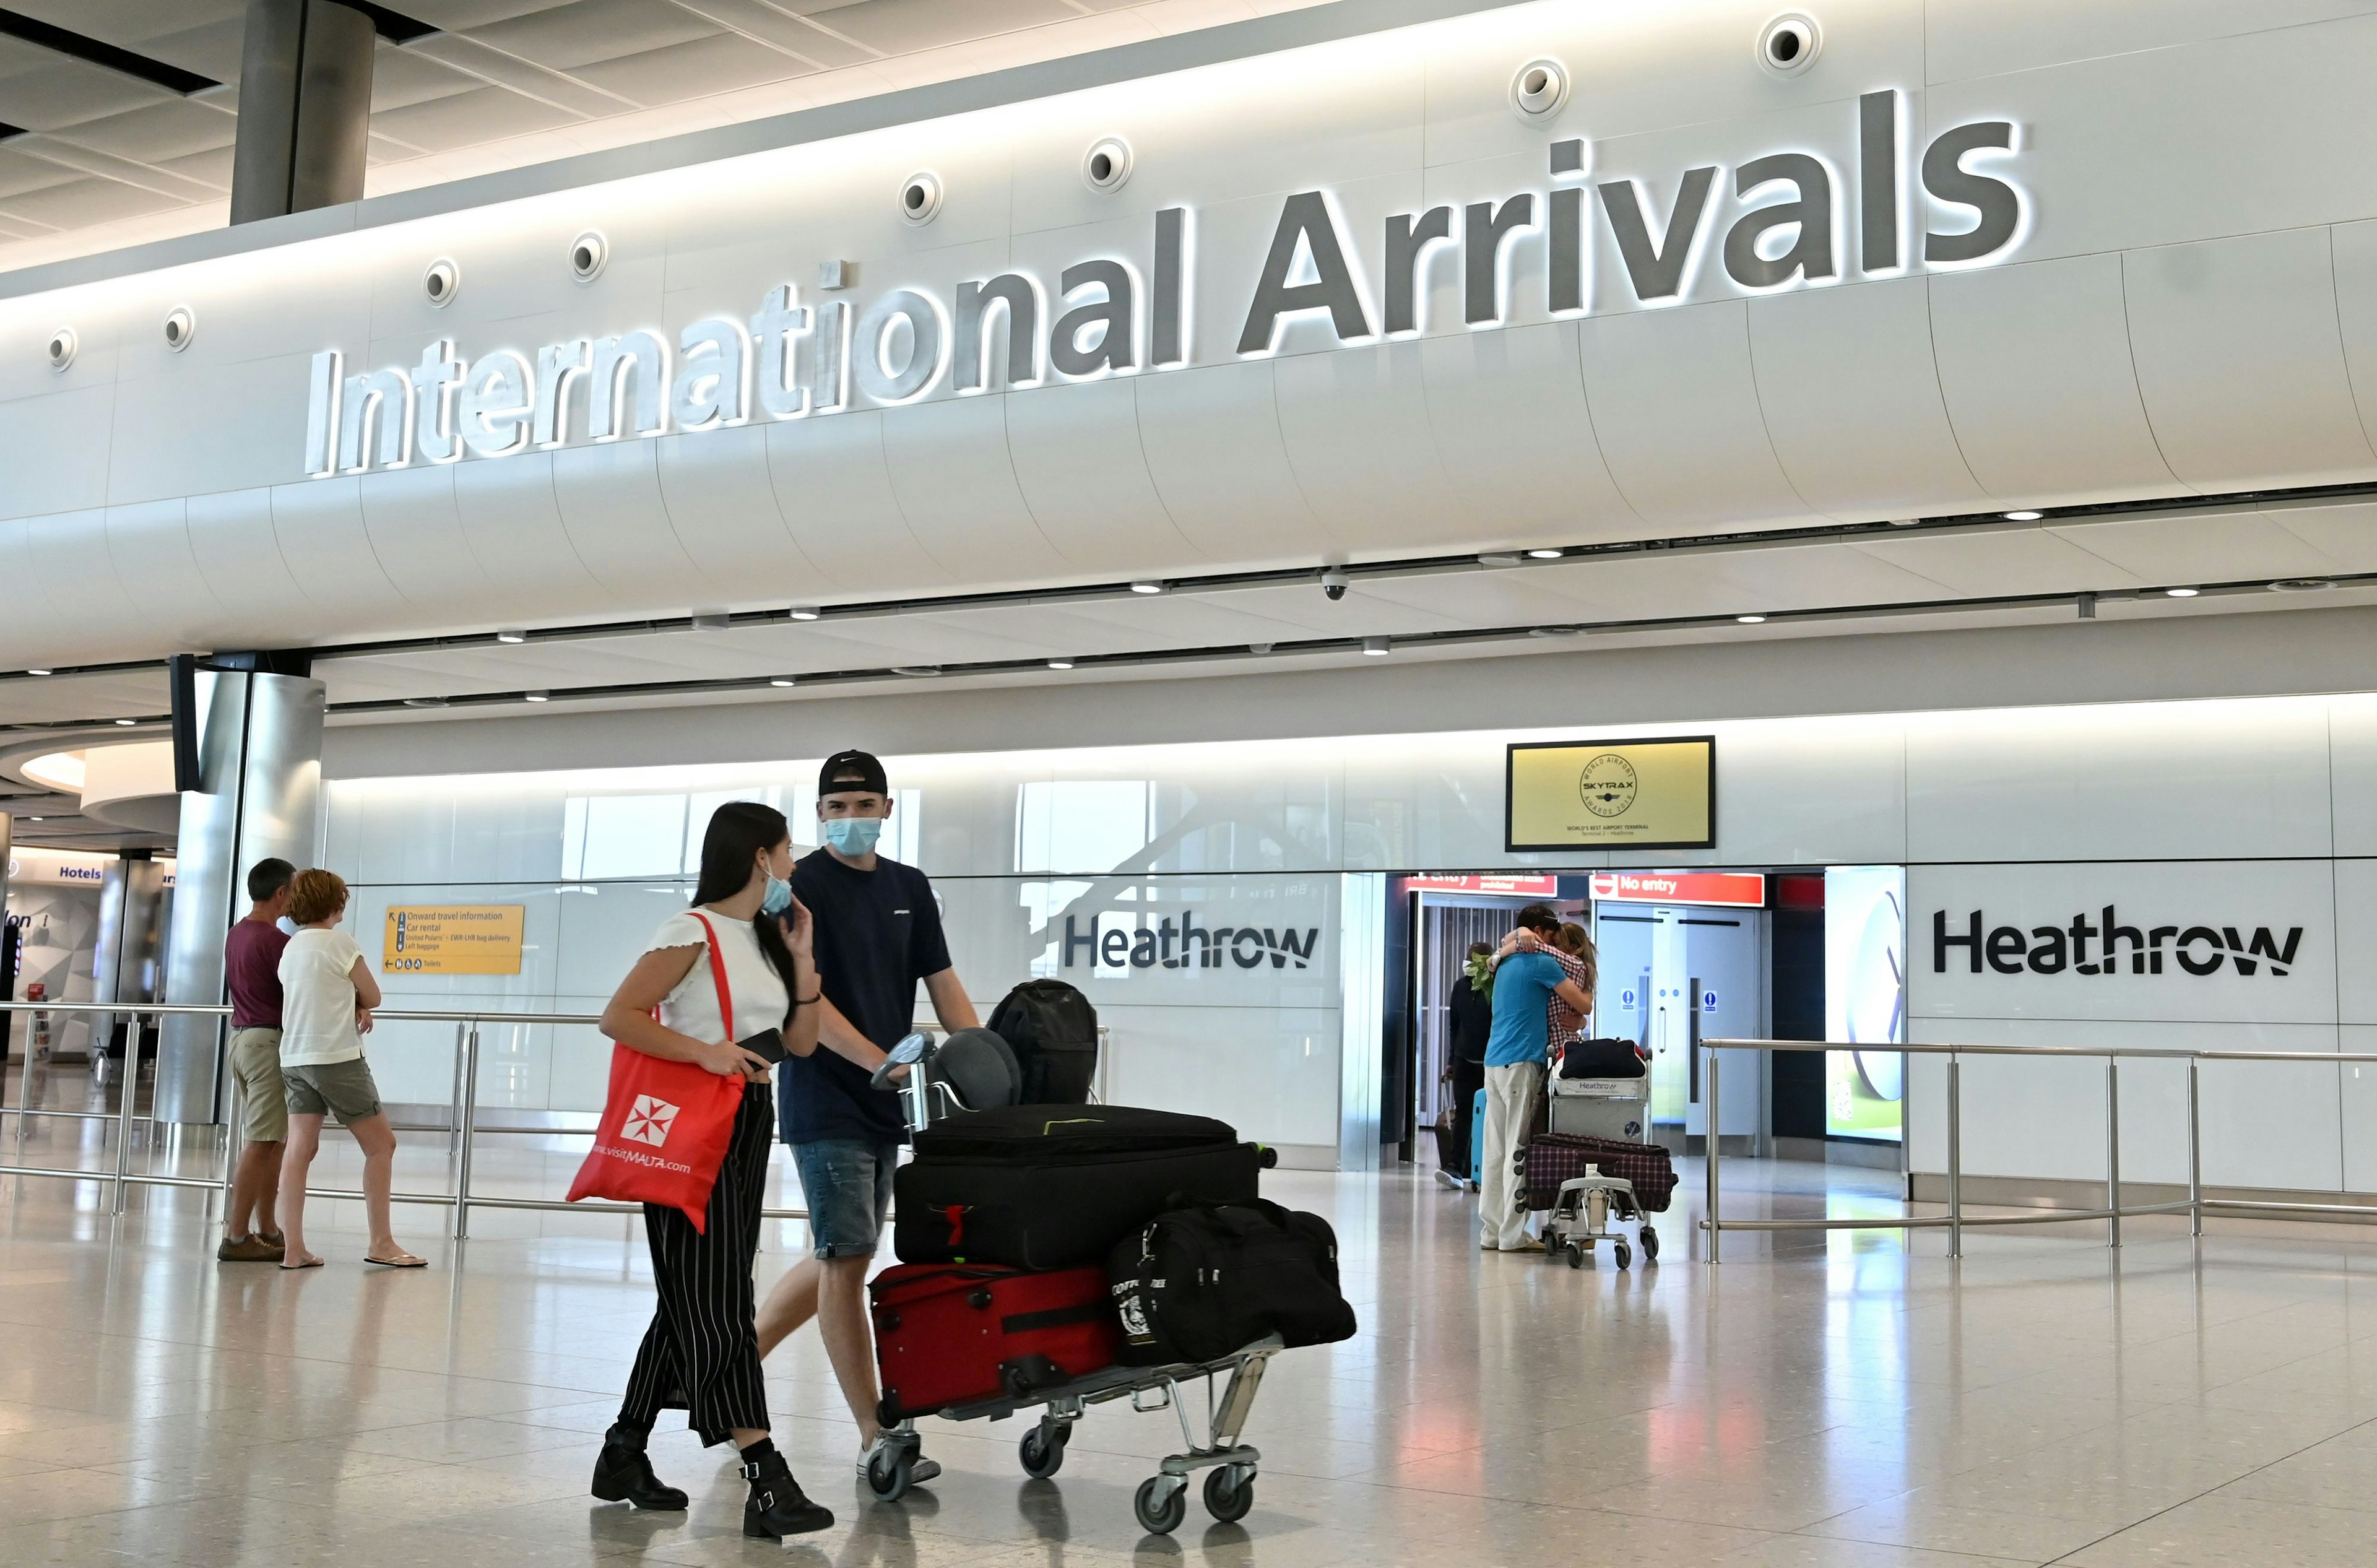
759,870,792,917
824,816,883,857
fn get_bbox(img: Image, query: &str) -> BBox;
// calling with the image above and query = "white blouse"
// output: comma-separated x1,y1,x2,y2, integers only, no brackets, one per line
646,909,789,1046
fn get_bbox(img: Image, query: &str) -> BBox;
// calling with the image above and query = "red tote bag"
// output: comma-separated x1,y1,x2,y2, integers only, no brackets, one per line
568,912,750,1232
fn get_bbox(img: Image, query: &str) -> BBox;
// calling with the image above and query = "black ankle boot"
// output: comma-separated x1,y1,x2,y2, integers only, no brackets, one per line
742,1444,833,1538
591,1435,688,1511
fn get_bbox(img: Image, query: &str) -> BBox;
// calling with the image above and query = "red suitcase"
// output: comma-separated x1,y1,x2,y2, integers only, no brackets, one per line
870,1262,1123,1423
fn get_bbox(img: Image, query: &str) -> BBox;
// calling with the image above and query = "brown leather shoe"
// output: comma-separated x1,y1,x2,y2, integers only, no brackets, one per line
217,1235,282,1262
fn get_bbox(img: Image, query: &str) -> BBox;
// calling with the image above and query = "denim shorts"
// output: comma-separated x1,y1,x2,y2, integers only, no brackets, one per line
790,1138,897,1260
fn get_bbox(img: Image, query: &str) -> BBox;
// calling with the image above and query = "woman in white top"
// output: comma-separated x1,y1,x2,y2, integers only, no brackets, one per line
591,801,833,1539
275,868,422,1270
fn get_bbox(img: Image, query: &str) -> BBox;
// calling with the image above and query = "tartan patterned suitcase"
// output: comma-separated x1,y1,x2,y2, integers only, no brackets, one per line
1521,1132,1676,1213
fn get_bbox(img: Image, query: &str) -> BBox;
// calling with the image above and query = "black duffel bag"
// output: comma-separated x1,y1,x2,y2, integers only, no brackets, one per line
1560,1036,1647,1078
1107,1197,1357,1366
987,979,1099,1104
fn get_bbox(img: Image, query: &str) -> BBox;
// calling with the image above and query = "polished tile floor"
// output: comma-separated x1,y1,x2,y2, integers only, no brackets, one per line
7,1083,2377,1565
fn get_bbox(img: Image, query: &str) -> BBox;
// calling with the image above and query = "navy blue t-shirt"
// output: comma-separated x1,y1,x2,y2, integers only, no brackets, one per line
779,847,953,1145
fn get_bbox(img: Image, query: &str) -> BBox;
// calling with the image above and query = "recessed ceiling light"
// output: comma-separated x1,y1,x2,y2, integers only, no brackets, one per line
769,677,797,688
789,605,821,621
113,717,137,726
2002,510,2043,521
891,665,942,677
524,691,549,703
1478,552,1524,567
25,668,51,676
1128,581,1166,596
26,816,42,821
2270,578,2336,592
1362,637,1390,656
495,629,526,644
1047,659,1075,670
2164,587,2199,598
1737,614,1767,624
1525,548,1564,560
1248,641,1275,654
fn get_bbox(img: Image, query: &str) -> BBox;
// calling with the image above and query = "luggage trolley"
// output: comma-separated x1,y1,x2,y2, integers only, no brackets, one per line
862,1034,1285,1535
1536,1074,1660,1270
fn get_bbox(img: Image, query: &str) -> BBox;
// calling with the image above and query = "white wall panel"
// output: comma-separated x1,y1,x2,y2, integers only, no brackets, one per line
1905,700,2334,863
25,505,131,657
1927,17,2377,259
357,464,507,627
0,386,115,519
2044,512,2346,587
105,354,321,509
2339,1024,2377,1192
880,394,1070,579
2329,695,2377,857
1418,324,1640,545
548,439,709,606
1273,339,1454,552
1746,277,1991,519
1928,255,2182,505
654,422,828,605
102,499,227,650
184,488,311,637
2320,219,2377,457
268,477,417,626
450,451,620,620
2334,857,2377,1023
1135,358,1323,566
2122,230,2377,490
1926,0,2377,85
1626,717,1907,870
1005,379,1197,574
764,410,951,592
1578,301,1812,529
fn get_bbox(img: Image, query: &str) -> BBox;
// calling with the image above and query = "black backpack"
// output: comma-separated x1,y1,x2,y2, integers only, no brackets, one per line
1107,1198,1357,1366
986,979,1099,1104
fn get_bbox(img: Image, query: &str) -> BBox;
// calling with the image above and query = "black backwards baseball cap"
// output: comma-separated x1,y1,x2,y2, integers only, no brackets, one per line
818,749,889,797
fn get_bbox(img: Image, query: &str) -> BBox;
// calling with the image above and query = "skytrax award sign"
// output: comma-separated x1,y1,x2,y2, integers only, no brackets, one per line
301,91,2024,479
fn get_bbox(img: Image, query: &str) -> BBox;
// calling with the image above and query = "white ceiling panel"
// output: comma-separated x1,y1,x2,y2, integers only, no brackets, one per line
1850,528,2152,597
569,33,818,102
2049,512,2352,585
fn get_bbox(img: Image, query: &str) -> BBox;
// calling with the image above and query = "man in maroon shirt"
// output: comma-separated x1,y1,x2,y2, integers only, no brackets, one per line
219,859,297,1262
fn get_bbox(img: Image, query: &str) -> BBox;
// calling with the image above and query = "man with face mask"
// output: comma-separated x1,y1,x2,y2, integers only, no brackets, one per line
755,750,979,1490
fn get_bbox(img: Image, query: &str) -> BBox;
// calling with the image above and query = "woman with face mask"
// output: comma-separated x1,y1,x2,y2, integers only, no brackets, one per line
591,800,834,1538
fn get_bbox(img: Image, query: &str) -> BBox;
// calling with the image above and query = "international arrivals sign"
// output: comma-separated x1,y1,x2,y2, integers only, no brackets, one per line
301,91,2024,478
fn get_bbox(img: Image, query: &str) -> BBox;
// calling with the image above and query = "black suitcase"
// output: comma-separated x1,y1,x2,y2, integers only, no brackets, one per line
894,1104,1266,1269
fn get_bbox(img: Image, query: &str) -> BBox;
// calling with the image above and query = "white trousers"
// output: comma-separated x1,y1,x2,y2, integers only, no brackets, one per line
1479,1062,1541,1250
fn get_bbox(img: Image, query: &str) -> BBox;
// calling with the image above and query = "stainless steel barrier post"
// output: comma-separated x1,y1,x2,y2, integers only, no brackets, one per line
2106,1059,2121,1249
448,1023,466,1163
110,1024,141,1214
453,1022,482,1242
1947,1055,1962,1260
1704,1043,1721,1263
2186,1057,2203,1238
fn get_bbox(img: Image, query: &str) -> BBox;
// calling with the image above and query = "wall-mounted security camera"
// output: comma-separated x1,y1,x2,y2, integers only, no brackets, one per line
1321,566,1349,602
162,306,195,352
423,258,460,306
1083,137,1133,192
1757,12,1822,76
898,171,943,225
1510,58,1570,121
45,326,75,371
569,230,607,282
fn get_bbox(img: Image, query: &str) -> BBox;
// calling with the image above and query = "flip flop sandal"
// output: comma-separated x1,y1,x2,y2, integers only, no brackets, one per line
364,1254,428,1268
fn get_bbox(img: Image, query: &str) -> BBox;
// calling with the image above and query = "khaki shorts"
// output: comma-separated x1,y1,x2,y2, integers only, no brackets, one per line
228,1028,287,1143
284,1057,384,1125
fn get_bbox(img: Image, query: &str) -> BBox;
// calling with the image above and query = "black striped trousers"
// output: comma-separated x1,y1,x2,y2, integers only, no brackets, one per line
618,1081,774,1447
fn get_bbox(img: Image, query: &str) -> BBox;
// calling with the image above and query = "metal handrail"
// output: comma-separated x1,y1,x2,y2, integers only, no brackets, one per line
1694,1036,2377,1262
0,998,812,1231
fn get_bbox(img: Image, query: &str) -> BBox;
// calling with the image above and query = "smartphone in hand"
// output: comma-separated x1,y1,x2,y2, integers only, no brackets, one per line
737,1028,788,1067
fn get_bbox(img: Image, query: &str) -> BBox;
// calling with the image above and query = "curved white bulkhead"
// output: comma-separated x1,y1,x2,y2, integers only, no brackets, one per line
7,1,2377,665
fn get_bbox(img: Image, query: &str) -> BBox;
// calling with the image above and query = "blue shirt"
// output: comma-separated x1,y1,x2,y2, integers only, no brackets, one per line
1484,951,1563,1067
